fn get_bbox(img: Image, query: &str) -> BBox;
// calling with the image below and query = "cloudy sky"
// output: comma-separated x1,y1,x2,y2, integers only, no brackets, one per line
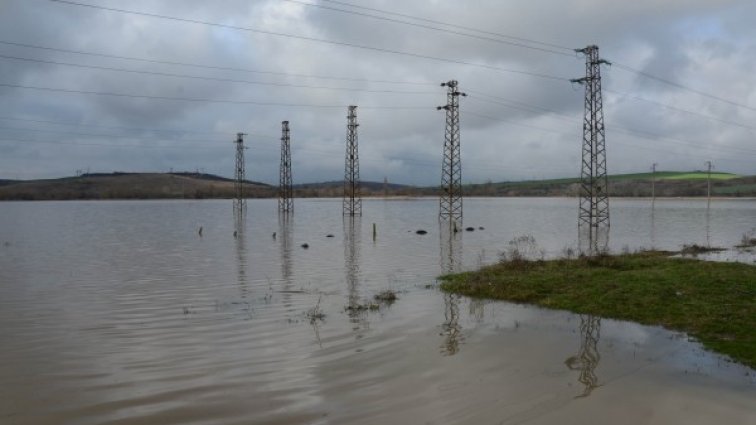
1,0,755,185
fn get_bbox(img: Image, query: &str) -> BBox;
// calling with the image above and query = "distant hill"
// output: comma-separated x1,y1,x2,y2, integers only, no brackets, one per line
0,172,273,201
293,180,414,197
455,171,755,197
0,171,753,200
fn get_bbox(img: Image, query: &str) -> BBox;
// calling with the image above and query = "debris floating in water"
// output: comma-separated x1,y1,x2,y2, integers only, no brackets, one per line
465,227,474,232
301,243,309,249
272,232,277,240
326,234,334,238
233,230,238,238
198,226,203,237
415,230,428,235
374,290,398,304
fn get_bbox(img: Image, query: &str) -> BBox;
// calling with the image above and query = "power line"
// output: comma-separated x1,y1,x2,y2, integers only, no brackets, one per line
608,125,756,156
465,109,577,137
0,136,224,150
280,0,574,57
0,125,251,144
604,88,756,133
0,82,434,109
47,0,569,82
0,135,515,173
0,115,269,137
317,0,573,52
20,71,748,155
6,130,753,166
4,129,752,178
466,101,756,159
467,91,578,119
0,54,437,94
0,40,433,86
611,62,756,113
465,93,756,156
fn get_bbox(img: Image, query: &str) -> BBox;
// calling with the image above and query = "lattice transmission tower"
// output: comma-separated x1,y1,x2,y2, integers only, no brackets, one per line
572,46,610,240
279,120,293,214
437,80,466,222
343,105,362,216
233,132,247,213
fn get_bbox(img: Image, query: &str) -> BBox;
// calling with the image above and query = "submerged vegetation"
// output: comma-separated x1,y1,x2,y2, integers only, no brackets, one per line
737,229,756,248
680,244,725,255
440,250,756,368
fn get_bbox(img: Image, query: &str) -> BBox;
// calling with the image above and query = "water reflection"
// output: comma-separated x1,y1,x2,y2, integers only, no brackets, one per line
705,205,712,248
441,293,462,356
439,221,462,274
439,222,463,355
232,199,246,225
279,215,295,311
344,217,366,327
650,205,657,249
279,214,293,284
565,315,601,398
578,226,609,256
234,212,248,296
468,298,486,324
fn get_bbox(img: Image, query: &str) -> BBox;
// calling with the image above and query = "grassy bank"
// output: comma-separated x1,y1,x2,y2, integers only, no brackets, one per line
440,251,756,368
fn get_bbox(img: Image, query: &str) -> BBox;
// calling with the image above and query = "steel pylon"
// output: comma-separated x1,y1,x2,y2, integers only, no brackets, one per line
278,121,293,214
343,105,361,216
572,46,610,249
233,132,247,214
437,80,466,222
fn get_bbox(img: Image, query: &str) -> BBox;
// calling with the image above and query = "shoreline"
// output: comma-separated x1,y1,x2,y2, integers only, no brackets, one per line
2,195,755,202
440,250,756,369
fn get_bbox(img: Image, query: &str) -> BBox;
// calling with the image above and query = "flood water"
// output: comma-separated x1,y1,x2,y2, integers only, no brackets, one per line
0,197,754,425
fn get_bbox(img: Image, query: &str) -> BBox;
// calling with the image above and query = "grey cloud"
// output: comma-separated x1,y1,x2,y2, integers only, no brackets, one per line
0,0,754,183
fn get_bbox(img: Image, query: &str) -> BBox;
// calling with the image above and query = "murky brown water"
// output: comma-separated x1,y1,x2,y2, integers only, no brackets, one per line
0,198,754,424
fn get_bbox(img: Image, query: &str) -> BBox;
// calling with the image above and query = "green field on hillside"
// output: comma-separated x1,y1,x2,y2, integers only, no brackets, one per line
661,172,740,180
491,171,742,187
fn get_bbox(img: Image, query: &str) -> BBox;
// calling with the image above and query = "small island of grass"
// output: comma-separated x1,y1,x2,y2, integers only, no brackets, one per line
440,251,756,368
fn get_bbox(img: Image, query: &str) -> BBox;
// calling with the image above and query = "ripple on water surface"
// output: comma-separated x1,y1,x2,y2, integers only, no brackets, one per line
0,198,754,424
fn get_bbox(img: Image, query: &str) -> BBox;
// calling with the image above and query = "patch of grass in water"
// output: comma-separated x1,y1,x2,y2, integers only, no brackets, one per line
440,250,756,369
680,244,725,255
